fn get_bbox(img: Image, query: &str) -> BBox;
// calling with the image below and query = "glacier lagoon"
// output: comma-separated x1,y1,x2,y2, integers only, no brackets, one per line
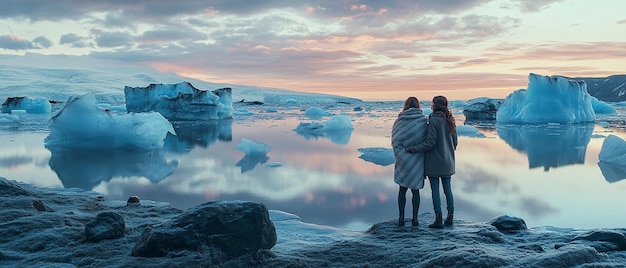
1,100,626,231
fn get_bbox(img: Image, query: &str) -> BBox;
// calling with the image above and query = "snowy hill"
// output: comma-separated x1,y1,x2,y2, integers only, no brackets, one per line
568,75,626,102
0,54,361,105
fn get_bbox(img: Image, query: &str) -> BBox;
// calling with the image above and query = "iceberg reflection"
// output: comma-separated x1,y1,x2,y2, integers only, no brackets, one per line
236,153,270,173
294,129,353,145
496,123,594,171
164,119,233,153
47,148,178,190
598,161,626,183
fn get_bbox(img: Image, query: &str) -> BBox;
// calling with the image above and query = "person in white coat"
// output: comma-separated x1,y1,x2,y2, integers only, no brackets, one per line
391,97,428,226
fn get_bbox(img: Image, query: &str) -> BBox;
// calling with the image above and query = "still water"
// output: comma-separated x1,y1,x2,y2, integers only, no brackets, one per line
1,101,625,231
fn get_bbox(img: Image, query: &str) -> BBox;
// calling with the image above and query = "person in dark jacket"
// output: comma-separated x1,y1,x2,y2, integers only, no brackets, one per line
406,95,458,228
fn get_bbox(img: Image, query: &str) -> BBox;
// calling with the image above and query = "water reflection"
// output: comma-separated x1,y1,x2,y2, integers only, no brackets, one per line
47,148,178,190
164,119,233,153
293,129,353,144
597,161,626,183
4,103,626,230
236,153,270,173
496,123,594,171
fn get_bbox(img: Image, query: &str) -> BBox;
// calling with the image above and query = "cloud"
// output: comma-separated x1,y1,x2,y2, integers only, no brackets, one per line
0,35,51,50
137,27,207,43
32,36,53,48
0,35,35,50
92,31,133,48
0,0,507,24
509,0,566,12
60,33,82,45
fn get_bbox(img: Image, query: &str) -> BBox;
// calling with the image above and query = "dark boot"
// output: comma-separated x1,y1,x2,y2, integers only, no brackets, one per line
428,213,443,229
398,211,405,226
444,212,453,226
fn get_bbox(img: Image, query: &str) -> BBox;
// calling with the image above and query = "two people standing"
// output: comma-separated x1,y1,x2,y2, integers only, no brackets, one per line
392,95,458,228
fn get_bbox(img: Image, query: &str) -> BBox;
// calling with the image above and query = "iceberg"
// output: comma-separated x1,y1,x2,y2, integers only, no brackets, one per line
1,96,51,114
44,94,175,149
294,115,354,144
591,96,616,114
497,73,595,124
124,82,233,121
235,138,271,173
462,98,503,120
357,147,394,166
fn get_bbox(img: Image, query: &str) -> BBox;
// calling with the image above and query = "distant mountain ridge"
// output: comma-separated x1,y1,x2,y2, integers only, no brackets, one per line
565,75,626,102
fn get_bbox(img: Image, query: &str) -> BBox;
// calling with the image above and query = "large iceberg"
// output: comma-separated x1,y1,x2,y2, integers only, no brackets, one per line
497,73,595,124
124,82,233,121
44,94,175,149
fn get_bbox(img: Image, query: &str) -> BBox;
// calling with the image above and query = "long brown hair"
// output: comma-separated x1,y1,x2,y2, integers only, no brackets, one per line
432,95,456,134
402,96,420,111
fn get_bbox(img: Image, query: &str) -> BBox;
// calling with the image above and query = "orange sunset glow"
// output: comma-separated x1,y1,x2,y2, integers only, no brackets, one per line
1,0,624,101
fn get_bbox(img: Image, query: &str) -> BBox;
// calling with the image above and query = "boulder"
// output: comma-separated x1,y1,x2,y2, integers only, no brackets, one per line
560,230,626,252
0,177,31,196
85,212,126,242
490,215,527,231
131,201,276,258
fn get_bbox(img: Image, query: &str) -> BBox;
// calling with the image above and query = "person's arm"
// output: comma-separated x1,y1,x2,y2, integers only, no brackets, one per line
452,130,458,150
406,120,437,153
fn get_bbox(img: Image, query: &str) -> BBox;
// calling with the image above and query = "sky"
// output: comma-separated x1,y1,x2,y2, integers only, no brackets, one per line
1,0,625,101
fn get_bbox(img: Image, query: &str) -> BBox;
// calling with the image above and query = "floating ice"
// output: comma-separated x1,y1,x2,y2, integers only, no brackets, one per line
235,138,270,173
1,96,51,114
457,125,486,138
497,73,595,124
44,94,175,149
591,96,616,114
357,147,394,166
124,82,233,121
235,138,270,155
305,107,333,119
294,115,354,144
